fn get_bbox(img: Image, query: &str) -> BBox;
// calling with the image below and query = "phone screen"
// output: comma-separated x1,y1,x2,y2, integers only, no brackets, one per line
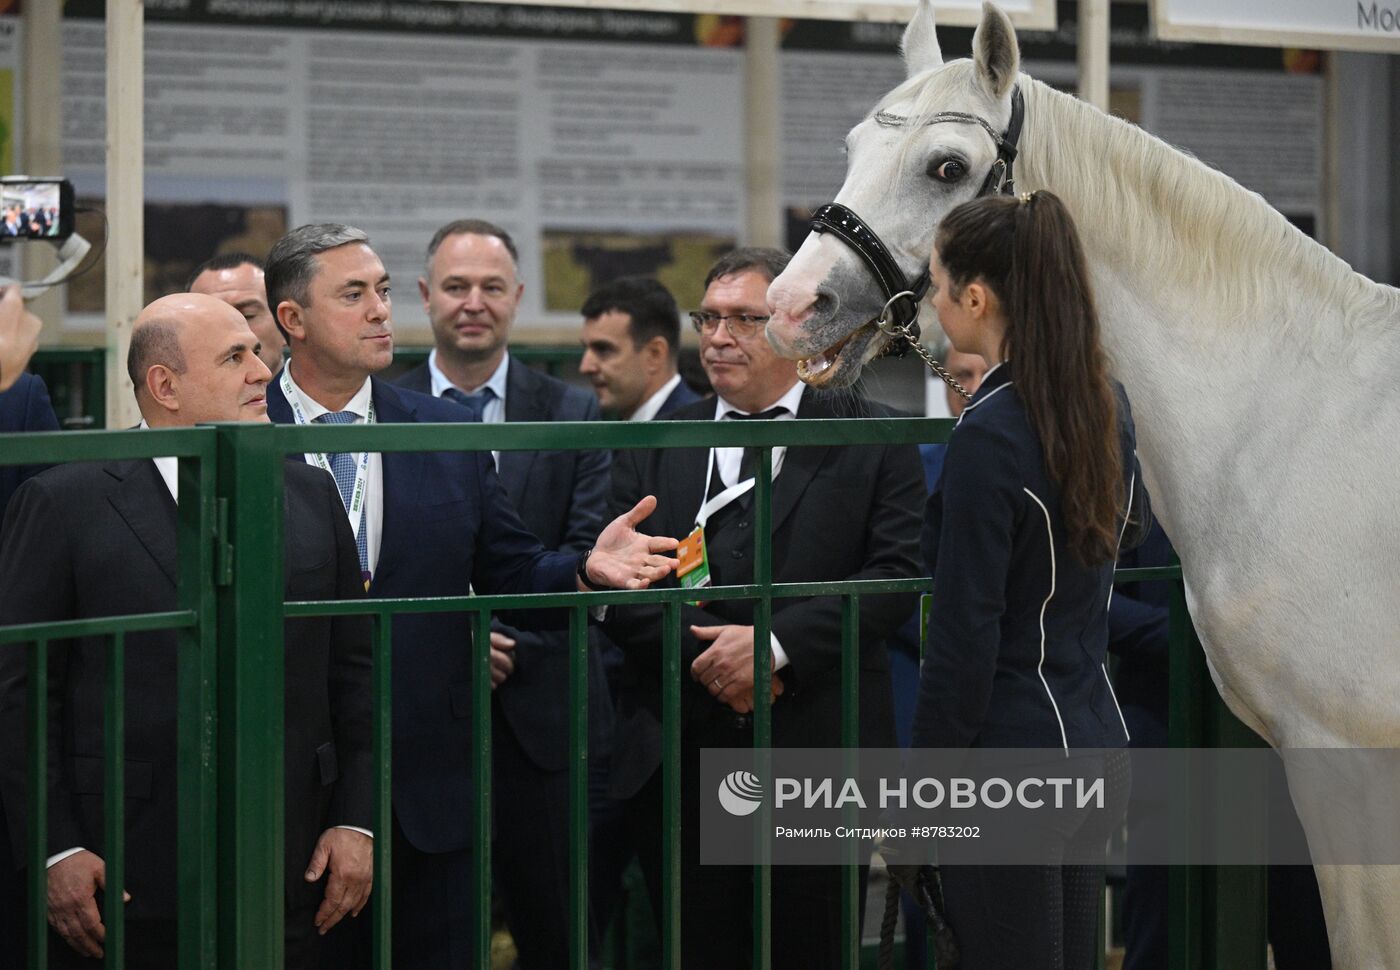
0,180,74,241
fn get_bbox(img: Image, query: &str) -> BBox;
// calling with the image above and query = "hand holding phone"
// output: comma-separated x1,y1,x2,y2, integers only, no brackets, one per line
0,284,42,392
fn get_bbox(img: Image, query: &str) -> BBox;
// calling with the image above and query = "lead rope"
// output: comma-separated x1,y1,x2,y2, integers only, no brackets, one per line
878,867,962,970
878,877,900,970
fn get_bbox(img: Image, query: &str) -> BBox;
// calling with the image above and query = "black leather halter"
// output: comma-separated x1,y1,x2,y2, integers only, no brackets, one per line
809,85,1025,359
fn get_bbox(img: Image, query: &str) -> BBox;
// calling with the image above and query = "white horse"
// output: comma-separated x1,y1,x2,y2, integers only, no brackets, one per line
766,2,1400,964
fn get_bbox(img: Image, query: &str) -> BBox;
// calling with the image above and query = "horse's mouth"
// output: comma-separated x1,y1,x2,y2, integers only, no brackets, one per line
796,321,883,387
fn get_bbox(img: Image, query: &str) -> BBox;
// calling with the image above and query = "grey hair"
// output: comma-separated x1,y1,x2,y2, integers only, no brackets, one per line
127,317,186,401
703,247,791,289
264,224,371,334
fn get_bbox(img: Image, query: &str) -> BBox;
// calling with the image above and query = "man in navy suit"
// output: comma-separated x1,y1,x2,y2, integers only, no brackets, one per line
262,223,676,970
0,370,61,523
396,218,611,968
0,288,60,957
0,284,43,395
579,276,701,420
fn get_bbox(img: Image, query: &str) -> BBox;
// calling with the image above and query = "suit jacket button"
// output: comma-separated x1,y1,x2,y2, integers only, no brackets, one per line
731,549,745,559
738,520,749,529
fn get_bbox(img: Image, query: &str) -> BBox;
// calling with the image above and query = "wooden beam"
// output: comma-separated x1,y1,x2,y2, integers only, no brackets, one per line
1077,0,1110,113
20,0,63,343
744,17,782,248
106,0,144,429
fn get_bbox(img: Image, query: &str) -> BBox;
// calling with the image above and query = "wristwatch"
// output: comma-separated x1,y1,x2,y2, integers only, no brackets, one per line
576,547,606,591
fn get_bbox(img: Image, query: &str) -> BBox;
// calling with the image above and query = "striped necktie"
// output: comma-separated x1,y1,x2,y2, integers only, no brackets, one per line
314,410,368,573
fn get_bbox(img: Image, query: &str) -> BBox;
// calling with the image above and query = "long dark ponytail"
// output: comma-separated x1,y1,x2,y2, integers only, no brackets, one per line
935,191,1123,566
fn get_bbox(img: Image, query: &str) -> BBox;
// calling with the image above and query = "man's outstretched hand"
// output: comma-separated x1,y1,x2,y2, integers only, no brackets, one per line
582,495,678,591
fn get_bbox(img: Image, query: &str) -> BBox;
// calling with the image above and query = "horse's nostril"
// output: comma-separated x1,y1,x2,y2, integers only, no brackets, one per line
813,292,835,316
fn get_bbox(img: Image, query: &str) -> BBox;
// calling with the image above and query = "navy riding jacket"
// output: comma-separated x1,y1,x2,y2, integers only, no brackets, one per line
913,364,1150,752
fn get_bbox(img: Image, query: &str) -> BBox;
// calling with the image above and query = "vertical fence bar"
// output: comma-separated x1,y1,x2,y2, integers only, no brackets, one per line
103,632,127,970
1167,574,1202,970
26,639,48,970
371,612,393,970
840,595,860,970
568,606,590,970
472,608,494,967
919,593,937,969
751,446,773,970
176,448,218,970
214,423,286,968
661,600,682,970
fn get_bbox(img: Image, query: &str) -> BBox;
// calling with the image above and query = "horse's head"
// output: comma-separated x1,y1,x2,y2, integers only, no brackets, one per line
767,0,1023,387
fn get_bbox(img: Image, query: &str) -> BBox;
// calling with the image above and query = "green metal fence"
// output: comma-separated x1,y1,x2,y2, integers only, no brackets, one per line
0,417,1266,970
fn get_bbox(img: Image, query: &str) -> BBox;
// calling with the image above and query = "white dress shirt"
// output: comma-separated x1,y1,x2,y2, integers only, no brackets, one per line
282,364,385,579
706,380,806,673
629,373,683,423
711,380,805,488
429,350,508,467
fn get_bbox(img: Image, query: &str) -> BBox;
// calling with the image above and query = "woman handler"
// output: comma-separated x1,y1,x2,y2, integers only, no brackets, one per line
911,190,1149,969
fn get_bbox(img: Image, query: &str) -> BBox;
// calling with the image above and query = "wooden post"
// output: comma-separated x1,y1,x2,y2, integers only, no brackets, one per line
106,0,144,429
744,16,782,248
21,0,64,343
1077,0,1109,113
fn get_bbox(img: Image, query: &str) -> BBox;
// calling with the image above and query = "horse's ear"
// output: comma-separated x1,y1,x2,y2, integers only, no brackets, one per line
972,2,1019,100
900,0,943,78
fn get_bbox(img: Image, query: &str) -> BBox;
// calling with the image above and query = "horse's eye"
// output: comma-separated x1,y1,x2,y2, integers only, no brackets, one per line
928,158,967,183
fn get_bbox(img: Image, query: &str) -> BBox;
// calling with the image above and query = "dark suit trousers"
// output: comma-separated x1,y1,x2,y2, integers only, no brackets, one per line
45,920,176,970
38,905,322,969
492,700,574,969
321,813,477,970
627,755,869,970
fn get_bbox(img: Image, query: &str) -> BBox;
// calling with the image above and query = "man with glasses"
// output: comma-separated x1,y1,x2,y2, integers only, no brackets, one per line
604,247,925,968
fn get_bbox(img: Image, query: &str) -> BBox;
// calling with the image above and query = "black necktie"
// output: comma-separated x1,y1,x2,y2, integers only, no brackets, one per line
723,407,787,486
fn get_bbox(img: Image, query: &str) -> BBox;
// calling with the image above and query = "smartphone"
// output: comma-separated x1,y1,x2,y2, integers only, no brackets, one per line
0,177,75,242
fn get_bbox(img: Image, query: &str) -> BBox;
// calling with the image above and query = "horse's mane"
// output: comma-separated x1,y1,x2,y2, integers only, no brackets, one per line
884,63,1400,337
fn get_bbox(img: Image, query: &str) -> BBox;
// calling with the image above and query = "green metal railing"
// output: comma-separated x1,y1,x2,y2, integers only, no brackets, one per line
0,418,1266,970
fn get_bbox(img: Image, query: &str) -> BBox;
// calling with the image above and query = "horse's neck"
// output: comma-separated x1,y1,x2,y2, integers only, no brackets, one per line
1013,79,1398,540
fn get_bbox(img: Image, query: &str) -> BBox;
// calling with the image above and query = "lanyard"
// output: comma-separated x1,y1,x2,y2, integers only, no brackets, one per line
694,446,778,529
281,367,375,541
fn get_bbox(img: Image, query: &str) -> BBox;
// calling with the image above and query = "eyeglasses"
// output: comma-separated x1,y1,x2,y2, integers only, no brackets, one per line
689,311,771,338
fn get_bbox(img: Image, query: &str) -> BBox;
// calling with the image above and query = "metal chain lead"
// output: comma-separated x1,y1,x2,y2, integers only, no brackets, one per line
911,336,972,402
873,293,972,402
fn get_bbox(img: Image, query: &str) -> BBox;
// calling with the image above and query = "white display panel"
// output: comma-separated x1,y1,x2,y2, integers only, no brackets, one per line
1152,0,1400,53
51,16,746,335
440,0,1056,29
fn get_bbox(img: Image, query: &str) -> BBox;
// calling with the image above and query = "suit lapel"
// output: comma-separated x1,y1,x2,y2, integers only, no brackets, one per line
497,358,539,501
106,459,179,587
665,443,710,537
770,393,832,535
398,361,432,397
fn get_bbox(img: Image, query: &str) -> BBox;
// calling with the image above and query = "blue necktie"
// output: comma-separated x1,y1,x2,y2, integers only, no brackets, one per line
443,386,495,422
315,411,369,574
